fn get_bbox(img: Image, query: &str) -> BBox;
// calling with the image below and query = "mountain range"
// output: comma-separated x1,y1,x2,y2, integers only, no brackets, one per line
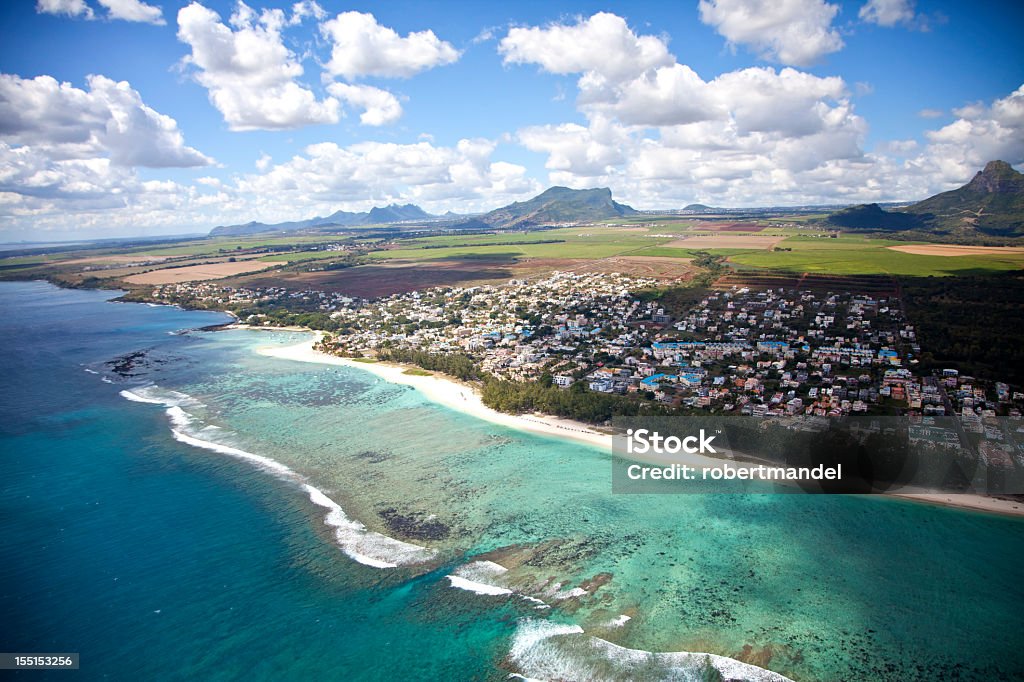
208,187,637,236
826,160,1024,237
210,203,435,237
210,161,1022,239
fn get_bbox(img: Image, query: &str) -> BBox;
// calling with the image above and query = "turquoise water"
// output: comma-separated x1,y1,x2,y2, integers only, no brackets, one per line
2,281,1023,681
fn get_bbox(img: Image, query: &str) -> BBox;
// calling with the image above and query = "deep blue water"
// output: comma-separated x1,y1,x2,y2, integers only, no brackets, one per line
0,282,516,680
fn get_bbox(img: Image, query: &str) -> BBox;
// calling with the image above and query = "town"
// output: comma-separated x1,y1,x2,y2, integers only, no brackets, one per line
148,272,1023,424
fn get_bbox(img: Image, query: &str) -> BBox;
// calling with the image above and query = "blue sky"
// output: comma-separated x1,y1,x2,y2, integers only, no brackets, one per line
0,0,1021,240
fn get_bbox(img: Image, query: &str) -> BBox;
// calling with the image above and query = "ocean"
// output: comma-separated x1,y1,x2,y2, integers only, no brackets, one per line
2,280,1023,681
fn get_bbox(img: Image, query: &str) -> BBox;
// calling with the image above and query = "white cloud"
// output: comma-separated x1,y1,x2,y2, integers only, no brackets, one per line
96,0,165,25
499,12,864,199
918,108,944,119
288,0,324,25
499,12,672,84
858,0,921,28
518,118,630,177
0,73,211,168
497,12,1024,208
919,85,1024,184
176,1,339,131
37,0,166,24
321,11,460,79
0,73,217,238
326,83,402,126
234,138,539,216
36,0,94,19
698,0,844,66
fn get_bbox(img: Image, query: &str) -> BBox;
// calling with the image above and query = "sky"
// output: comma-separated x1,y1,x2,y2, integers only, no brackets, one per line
0,0,1022,241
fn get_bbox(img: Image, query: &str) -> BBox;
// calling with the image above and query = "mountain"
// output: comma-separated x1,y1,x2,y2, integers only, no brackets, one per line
210,204,434,236
365,203,432,224
682,203,718,213
825,203,923,231
902,160,1024,235
478,187,637,228
825,161,1024,237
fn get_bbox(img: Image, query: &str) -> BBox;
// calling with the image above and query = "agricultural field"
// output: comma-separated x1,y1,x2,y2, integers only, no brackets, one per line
123,259,281,284
5,217,1024,297
723,235,1024,276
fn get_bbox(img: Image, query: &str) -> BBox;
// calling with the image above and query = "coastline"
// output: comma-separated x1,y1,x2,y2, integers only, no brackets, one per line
256,336,613,451
254,333,1024,518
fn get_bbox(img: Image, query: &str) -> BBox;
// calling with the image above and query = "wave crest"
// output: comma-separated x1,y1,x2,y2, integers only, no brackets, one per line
121,384,436,569
508,618,794,682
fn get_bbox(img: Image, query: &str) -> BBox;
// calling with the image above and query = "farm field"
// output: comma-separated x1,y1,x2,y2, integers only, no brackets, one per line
663,234,785,249
124,259,282,284
886,244,1024,257
6,218,1024,296
724,235,1024,276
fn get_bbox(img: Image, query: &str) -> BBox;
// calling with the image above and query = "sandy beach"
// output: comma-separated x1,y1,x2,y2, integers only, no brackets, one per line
257,337,613,450
255,334,1024,518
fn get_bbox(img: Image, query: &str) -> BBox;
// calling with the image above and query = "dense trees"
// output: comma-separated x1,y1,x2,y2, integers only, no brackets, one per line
901,272,1024,384
376,348,484,382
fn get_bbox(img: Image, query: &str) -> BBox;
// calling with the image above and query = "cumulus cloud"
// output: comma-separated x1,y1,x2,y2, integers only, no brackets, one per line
96,0,165,25
234,138,539,216
858,0,930,29
37,0,165,24
698,0,844,66
326,83,402,126
919,85,1024,184
500,12,672,84
36,0,94,19
0,73,217,238
498,13,1024,207
518,117,631,177
499,12,865,198
176,1,339,131
0,73,211,167
288,0,324,25
0,144,132,205
321,11,460,79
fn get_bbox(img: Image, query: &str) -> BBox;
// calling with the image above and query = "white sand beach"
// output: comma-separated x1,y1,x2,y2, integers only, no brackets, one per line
255,334,1024,518
257,337,613,451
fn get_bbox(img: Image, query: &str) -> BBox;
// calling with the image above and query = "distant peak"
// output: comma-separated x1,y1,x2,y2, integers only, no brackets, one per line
966,160,1023,194
982,160,1014,173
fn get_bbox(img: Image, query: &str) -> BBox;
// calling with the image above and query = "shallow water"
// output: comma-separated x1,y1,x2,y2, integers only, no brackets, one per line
3,281,1023,681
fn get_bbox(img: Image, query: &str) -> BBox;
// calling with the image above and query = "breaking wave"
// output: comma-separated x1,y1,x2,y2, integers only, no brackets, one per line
507,618,794,682
119,385,436,569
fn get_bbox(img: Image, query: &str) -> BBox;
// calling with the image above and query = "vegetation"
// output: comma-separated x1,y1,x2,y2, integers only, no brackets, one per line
826,203,922,231
900,271,1024,384
728,235,1024,276
477,186,637,228
480,377,671,423
824,160,1024,239
375,348,485,382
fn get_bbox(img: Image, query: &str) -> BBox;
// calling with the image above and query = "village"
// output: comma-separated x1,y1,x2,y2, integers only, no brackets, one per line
149,272,1023,426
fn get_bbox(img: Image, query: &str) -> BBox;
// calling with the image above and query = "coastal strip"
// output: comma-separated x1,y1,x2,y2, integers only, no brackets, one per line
256,337,613,451
254,335,1024,518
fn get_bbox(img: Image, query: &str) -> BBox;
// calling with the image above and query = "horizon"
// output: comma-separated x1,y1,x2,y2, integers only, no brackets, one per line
0,185,931,246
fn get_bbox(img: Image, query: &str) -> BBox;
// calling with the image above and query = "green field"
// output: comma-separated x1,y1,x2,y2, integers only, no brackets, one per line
6,222,1024,288
724,235,1024,276
362,226,672,261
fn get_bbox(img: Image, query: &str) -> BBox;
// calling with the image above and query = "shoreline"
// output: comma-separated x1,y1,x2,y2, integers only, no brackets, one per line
253,333,1024,518
256,336,613,451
